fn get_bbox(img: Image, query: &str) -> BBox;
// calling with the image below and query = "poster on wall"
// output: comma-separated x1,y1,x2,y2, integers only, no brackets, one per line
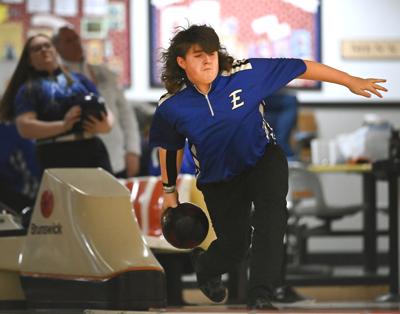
0,4,8,23
0,22,23,61
0,0,131,87
0,22,23,94
27,0,50,13
83,0,109,16
81,17,108,39
108,2,125,31
149,0,321,89
54,0,78,17
86,39,104,64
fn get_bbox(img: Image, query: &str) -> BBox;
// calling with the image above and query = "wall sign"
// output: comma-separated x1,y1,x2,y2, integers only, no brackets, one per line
342,40,400,59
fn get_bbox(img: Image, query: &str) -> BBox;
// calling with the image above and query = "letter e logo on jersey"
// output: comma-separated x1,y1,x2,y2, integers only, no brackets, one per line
229,89,244,110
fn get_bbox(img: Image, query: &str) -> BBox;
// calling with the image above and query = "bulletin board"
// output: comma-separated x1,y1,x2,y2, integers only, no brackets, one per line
0,0,131,87
149,0,321,89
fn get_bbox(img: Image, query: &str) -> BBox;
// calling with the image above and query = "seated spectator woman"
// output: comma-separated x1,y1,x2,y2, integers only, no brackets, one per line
0,34,113,172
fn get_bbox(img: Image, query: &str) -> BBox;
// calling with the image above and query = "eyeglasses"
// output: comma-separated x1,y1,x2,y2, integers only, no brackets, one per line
29,42,53,53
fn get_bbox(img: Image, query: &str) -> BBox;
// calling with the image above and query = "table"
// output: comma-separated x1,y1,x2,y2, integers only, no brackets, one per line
311,161,400,300
372,160,400,301
308,163,378,273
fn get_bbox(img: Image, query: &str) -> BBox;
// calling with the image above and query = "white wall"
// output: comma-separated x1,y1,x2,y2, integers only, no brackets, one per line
126,0,162,101
298,0,400,103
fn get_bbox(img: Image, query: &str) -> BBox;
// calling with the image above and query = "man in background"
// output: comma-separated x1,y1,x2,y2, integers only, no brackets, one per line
53,26,141,178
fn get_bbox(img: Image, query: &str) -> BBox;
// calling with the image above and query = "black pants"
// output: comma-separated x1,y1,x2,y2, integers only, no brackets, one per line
36,137,112,173
197,144,288,300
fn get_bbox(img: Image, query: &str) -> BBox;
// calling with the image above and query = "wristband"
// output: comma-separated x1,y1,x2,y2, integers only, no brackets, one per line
162,184,176,193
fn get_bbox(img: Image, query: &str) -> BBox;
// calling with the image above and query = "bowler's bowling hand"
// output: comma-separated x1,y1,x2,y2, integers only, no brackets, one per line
162,191,179,211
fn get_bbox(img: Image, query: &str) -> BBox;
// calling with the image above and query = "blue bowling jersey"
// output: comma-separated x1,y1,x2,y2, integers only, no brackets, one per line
150,58,306,184
14,69,98,127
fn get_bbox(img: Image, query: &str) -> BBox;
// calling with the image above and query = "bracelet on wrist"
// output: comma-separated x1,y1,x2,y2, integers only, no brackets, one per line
162,184,176,193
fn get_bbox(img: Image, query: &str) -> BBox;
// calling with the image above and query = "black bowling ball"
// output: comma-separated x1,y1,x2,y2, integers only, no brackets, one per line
161,202,209,249
79,93,107,121
70,93,107,133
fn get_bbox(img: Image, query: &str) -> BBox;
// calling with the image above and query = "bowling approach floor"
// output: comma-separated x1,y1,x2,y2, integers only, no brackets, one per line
1,302,400,314
1,283,400,314
2,298,400,314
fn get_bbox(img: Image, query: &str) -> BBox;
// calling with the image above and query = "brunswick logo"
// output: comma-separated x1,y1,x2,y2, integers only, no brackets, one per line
40,190,54,218
31,223,62,235
32,190,62,235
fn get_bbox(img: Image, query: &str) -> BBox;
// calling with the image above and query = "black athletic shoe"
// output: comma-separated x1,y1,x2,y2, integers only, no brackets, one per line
272,285,309,303
247,296,277,310
191,247,227,303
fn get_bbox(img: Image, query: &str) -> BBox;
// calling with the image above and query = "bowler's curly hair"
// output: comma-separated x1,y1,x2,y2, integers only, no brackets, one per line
160,24,234,94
